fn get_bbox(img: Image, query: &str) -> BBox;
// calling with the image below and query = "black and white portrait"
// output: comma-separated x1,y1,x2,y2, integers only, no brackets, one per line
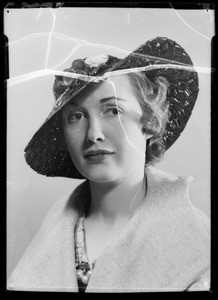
6,4,213,293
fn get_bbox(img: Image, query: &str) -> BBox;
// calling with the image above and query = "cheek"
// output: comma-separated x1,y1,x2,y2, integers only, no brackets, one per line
64,125,84,155
113,119,146,158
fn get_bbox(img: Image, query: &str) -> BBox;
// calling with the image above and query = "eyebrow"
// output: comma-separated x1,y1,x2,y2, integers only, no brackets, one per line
68,96,127,107
99,97,127,103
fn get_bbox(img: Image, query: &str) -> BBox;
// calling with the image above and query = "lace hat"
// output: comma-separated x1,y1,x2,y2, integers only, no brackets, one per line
24,37,199,179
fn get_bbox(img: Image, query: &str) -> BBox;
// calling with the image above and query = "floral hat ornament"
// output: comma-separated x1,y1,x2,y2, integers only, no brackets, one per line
24,37,199,179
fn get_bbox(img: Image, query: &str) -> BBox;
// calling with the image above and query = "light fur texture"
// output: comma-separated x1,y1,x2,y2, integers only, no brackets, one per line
7,167,210,292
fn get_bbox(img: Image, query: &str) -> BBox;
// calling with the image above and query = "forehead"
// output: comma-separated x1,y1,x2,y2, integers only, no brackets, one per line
67,74,138,107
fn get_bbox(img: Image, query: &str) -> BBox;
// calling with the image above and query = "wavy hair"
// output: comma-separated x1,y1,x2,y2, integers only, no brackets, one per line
127,72,170,166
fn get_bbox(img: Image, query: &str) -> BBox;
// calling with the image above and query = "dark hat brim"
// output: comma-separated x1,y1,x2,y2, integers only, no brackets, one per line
24,37,199,179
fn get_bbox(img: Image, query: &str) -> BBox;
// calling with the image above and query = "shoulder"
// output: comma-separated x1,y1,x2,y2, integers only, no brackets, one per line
7,180,90,288
146,166,193,195
143,167,210,288
188,204,210,237
39,179,89,229
146,166,193,208
145,166,210,239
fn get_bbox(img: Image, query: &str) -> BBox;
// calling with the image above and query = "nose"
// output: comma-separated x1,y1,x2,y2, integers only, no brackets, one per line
86,116,105,143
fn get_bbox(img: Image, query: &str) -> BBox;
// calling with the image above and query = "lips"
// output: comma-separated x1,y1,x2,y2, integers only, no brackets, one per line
83,150,114,162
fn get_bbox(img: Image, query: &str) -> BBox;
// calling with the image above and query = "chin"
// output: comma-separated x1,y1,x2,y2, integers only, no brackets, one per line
80,168,119,183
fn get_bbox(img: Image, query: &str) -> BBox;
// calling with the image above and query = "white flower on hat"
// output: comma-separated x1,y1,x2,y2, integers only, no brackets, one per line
85,53,109,68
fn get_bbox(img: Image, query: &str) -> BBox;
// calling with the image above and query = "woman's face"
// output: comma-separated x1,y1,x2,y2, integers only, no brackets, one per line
62,74,151,182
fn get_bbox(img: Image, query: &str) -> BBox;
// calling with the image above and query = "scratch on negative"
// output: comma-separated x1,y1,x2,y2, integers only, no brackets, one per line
169,3,211,41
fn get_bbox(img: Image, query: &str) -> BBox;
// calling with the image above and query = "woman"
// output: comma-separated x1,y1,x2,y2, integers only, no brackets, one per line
8,37,210,292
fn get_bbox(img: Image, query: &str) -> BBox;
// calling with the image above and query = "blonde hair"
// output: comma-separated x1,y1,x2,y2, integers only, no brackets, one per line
127,72,170,165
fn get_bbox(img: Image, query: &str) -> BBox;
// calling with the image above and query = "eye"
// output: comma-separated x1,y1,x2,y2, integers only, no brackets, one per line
105,107,122,116
67,112,85,123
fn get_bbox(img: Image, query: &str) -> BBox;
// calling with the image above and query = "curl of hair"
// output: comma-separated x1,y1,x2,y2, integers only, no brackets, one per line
127,72,170,166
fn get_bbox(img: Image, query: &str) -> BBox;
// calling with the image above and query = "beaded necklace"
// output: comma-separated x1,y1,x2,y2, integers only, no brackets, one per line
74,214,96,291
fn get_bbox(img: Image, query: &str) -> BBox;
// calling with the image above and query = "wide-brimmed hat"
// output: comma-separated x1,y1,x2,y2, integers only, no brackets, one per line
24,36,199,179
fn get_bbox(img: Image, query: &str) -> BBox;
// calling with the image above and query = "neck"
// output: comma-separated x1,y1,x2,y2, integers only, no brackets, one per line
88,168,146,223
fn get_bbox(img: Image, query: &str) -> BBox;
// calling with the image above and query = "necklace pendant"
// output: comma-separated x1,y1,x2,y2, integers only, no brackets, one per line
76,269,84,280
81,274,89,284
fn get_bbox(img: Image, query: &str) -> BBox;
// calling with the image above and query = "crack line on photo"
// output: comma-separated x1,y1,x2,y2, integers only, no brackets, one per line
169,3,211,41
7,63,212,88
45,8,57,69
